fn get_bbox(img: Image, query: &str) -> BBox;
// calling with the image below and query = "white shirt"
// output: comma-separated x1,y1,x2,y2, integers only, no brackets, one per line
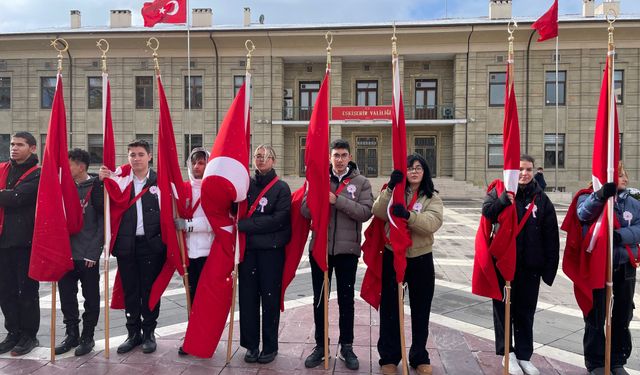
133,172,149,236
333,167,350,182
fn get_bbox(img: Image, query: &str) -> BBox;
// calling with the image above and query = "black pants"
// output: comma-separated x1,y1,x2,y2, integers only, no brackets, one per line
116,237,165,334
187,256,207,303
0,247,40,339
310,253,359,346
239,248,285,354
58,259,100,335
378,249,435,368
584,262,637,371
492,267,541,361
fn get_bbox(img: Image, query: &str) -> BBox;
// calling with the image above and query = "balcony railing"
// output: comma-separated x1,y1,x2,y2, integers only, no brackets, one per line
281,104,457,121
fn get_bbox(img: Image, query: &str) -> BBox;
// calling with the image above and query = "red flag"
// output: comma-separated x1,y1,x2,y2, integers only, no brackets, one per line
141,0,186,27
102,73,115,172
148,75,187,310
562,58,619,315
531,0,559,42
182,72,251,358
305,69,331,272
29,74,83,281
387,53,412,283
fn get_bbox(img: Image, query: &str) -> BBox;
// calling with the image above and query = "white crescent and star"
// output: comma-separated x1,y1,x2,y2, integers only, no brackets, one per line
166,0,179,16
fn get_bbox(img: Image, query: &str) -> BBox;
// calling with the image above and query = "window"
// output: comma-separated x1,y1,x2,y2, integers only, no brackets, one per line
88,76,102,109
88,134,103,165
0,77,10,109
41,77,57,109
356,80,378,106
233,75,245,96
614,70,623,105
415,80,437,119
135,76,153,109
544,133,565,168
136,133,154,165
0,134,9,161
40,134,47,161
299,136,306,177
487,134,503,168
488,72,506,107
545,71,566,106
184,76,203,109
414,137,437,177
184,134,203,165
299,81,320,121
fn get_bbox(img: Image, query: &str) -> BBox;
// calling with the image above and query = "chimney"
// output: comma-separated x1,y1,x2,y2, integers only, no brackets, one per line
70,10,81,29
595,0,621,17
110,9,132,28
489,0,512,20
192,8,213,27
243,7,251,27
583,0,595,17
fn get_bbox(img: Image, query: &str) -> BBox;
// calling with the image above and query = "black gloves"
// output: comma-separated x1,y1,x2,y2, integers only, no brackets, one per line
613,230,622,245
596,182,617,200
391,204,410,220
498,191,512,207
387,170,404,190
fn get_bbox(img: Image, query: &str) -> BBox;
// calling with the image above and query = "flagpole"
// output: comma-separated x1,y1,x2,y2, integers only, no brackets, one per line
604,13,616,375
186,0,192,157
323,32,333,371
554,35,559,191
97,38,111,358
392,25,409,375
503,21,517,375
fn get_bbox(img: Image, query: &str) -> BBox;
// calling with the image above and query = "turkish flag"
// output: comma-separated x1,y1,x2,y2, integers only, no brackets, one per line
361,185,390,310
148,75,187,310
141,0,187,27
305,68,331,272
29,73,83,281
182,72,251,358
562,58,619,315
531,0,559,42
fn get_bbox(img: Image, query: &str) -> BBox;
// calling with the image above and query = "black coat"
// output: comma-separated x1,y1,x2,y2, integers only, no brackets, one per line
0,154,41,249
95,169,165,257
482,180,560,286
238,169,292,251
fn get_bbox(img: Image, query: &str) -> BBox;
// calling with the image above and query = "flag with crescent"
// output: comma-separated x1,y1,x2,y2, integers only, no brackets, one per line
141,0,187,27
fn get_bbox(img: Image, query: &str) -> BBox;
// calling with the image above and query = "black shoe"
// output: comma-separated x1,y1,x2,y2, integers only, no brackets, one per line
612,367,630,375
10,336,39,356
117,333,142,354
257,351,277,364
244,348,259,363
304,346,326,368
141,333,156,354
0,333,20,355
55,335,79,355
589,368,612,375
74,337,94,356
178,346,188,356
338,343,359,370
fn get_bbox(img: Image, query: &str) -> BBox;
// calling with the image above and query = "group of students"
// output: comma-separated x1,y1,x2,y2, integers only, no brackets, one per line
0,131,636,375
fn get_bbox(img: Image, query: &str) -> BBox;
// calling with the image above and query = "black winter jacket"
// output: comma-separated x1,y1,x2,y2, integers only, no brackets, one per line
0,154,41,249
70,175,104,261
482,180,560,286
238,169,292,251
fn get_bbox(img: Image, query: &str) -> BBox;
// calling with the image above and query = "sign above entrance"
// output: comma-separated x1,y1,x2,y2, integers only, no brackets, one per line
332,106,392,121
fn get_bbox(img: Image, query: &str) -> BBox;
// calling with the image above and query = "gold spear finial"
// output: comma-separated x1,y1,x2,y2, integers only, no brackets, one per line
507,20,518,60
50,38,69,72
606,9,617,46
146,37,161,74
245,39,255,72
391,22,398,57
97,39,110,73
325,31,333,68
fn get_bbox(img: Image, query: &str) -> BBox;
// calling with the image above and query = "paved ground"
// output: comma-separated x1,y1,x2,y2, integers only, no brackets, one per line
0,197,638,374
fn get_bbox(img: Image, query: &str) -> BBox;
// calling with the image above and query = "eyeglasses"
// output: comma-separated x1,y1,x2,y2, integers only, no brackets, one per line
407,166,424,173
331,153,350,160
253,154,273,161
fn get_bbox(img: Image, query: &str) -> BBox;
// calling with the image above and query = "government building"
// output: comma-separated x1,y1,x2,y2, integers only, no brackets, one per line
0,0,637,193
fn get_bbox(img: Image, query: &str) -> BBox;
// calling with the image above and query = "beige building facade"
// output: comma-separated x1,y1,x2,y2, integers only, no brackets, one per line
0,5,639,192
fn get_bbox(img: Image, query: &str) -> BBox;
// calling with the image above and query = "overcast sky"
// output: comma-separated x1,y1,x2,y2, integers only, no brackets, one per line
2,0,640,32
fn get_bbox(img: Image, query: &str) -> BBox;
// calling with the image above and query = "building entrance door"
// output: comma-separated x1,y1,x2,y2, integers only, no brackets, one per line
355,136,378,177
414,136,437,177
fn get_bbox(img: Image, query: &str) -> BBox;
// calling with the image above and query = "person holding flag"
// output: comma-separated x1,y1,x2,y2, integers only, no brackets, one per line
481,154,559,375
96,139,165,355
237,144,291,364
301,139,373,371
371,153,443,375
0,131,41,356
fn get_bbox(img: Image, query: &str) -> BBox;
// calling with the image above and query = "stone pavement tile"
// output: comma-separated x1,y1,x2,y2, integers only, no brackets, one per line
353,324,372,347
546,357,588,375
430,325,468,351
0,359,48,374
438,349,483,374
279,321,314,344
181,363,225,374
474,350,504,374
462,332,495,352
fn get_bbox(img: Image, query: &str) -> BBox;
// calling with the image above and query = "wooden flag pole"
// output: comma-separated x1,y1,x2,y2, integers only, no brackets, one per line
226,262,239,363
172,198,192,316
323,32,333,371
50,282,56,362
604,12,617,375
398,284,408,375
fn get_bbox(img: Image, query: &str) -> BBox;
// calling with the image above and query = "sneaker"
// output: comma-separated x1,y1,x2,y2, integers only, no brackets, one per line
416,364,433,375
517,359,540,375
304,346,326,368
381,364,398,375
612,367,630,375
502,352,524,375
10,336,39,356
0,333,20,355
338,343,359,370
